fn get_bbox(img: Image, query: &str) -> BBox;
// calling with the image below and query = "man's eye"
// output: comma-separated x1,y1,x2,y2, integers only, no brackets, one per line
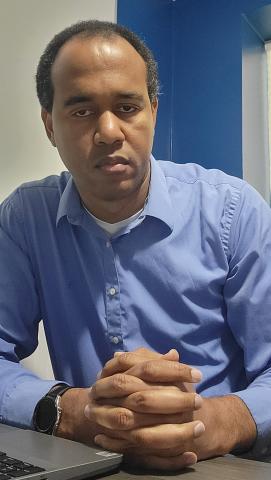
74,109,92,117
118,105,137,113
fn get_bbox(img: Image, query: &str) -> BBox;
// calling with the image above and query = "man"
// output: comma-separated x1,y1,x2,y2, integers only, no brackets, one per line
0,19,271,471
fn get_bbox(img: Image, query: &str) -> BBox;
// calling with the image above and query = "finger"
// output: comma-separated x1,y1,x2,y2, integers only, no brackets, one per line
116,347,161,359
126,421,205,450
99,390,203,414
94,421,205,450
100,349,180,379
177,381,196,393
100,350,167,379
123,451,198,471
94,434,133,453
94,435,199,470
85,402,195,430
126,360,202,384
94,431,197,460
91,374,154,400
101,352,161,379
86,404,138,430
132,347,180,362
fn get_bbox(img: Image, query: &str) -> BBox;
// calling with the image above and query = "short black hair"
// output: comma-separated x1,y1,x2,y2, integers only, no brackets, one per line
36,19,159,112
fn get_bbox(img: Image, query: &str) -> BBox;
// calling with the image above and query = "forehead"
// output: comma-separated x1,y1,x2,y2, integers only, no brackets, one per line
51,35,148,93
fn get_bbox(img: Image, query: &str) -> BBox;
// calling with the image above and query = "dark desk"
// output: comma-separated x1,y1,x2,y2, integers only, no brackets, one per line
100,456,271,480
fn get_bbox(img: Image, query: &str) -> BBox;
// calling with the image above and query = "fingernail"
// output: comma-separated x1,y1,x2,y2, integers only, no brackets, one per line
190,368,202,382
194,393,203,409
169,348,179,358
183,452,197,466
114,352,124,357
193,421,205,438
84,405,90,418
96,370,101,379
94,434,106,446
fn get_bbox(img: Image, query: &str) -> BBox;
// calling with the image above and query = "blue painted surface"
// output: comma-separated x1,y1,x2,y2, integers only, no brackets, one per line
245,3,271,40
118,0,271,177
117,0,173,161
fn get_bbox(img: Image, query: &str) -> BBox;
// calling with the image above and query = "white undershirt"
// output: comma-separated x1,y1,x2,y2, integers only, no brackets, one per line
83,205,144,236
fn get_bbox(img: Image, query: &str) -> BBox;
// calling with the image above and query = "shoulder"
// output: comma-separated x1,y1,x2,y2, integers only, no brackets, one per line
15,171,70,197
156,160,252,220
1,172,70,209
155,160,271,256
157,160,245,191
0,172,71,233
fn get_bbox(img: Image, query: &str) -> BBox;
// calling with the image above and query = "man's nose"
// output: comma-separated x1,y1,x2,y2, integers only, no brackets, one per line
94,111,125,145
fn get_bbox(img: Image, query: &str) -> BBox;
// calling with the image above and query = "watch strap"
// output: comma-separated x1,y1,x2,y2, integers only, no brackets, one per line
46,383,71,401
33,383,71,435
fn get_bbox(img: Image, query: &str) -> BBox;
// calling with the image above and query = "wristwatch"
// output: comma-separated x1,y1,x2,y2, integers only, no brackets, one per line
33,384,71,435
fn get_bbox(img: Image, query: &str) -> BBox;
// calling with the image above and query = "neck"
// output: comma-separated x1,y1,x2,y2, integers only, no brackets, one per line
78,175,150,223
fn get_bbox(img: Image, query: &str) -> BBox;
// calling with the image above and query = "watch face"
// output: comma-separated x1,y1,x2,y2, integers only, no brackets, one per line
35,397,57,433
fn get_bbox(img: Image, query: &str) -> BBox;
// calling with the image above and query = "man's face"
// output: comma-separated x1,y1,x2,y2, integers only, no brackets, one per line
42,35,158,211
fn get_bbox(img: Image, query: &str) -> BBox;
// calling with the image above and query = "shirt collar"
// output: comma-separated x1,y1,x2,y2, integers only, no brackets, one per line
144,155,174,232
56,155,174,232
56,175,83,226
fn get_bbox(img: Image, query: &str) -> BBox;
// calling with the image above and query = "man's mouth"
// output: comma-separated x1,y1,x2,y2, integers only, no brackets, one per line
97,156,130,174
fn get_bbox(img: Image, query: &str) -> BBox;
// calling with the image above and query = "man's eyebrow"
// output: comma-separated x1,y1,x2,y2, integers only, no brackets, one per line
63,92,144,107
64,95,93,107
116,92,144,102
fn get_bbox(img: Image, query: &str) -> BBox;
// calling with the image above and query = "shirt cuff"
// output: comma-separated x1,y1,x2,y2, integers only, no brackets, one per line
1,378,64,429
233,387,271,458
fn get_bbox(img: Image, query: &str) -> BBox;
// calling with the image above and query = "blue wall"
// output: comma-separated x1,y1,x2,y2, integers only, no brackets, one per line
118,0,271,177
117,0,173,161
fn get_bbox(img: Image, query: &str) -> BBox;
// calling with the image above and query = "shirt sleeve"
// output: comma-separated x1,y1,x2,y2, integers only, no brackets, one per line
223,183,271,458
0,191,59,428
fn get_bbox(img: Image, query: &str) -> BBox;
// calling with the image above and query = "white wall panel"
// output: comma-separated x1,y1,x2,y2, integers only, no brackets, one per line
0,0,116,379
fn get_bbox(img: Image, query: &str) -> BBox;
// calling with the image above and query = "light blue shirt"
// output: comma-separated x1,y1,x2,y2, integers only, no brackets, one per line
0,157,271,457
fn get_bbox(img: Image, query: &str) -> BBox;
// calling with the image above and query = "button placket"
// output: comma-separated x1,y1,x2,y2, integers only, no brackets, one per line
104,240,123,350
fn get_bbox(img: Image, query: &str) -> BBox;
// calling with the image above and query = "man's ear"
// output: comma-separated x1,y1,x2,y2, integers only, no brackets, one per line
41,108,56,147
151,97,158,128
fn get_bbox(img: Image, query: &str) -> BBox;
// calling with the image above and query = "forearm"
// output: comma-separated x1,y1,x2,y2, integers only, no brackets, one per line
0,358,58,428
194,394,257,459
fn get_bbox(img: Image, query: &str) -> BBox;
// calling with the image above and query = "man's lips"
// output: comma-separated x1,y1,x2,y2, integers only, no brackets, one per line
96,156,130,174
96,156,129,168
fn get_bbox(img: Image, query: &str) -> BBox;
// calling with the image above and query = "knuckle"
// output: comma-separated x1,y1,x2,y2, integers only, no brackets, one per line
117,352,132,368
131,429,151,447
114,408,133,429
171,361,184,374
112,373,128,392
90,383,98,398
132,392,149,411
142,360,158,379
135,347,147,353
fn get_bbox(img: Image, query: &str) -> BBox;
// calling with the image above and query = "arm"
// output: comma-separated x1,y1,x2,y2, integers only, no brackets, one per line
0,196,61,427
223,183,271,458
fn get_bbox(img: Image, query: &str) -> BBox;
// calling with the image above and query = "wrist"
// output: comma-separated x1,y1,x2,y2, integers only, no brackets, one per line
33,383,71,435
56,387,92,442
194,395,257,459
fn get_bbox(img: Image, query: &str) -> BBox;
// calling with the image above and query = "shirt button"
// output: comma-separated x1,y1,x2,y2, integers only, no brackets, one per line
108,287,117,296
110,336,120,345
106,240,111,248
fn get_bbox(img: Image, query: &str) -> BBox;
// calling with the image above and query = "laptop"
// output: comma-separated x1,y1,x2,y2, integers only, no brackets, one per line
0,423,122,480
